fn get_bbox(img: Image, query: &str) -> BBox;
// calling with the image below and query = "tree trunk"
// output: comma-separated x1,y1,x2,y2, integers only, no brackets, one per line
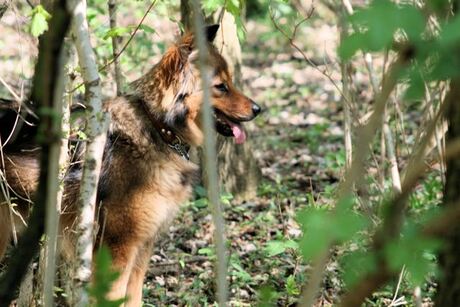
436,79,460,305
69,0,109,305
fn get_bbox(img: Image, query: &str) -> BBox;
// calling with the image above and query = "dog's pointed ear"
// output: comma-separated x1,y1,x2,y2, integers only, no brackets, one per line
206,24,219,43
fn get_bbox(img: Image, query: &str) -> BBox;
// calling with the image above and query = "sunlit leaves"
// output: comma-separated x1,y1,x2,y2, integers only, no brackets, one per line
384,223,442,285
29,5,51,37
340,0,460,100
103,26,132,40
339,0,424,60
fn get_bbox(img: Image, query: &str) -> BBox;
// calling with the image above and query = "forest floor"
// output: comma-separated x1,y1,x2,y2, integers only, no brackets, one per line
0,2,440,307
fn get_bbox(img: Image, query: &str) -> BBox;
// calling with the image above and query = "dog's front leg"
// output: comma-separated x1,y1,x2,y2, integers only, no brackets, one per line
125,239,154,307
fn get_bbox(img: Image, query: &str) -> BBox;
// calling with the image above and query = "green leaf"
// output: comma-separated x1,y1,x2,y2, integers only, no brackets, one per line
285,275,300,295
265,241,287,257
231,262,252,282
225,0,241,17
297,196,368,262
339,0,426,60
404,67,426,101
342,250,377,287
257,285,278,307
198,247,214,256
384,225,442,285
297,208,332,261
202,0,225,15
30,5,51,37
193,198,208,209
438,15,460,48
103,26,132,40
89,246,126,307
338,32,367,61
139,24,156,34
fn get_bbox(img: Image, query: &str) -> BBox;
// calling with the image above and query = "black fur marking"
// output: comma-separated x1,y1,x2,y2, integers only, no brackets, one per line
175,93,187,104
165,103,189,128
206,24,219,42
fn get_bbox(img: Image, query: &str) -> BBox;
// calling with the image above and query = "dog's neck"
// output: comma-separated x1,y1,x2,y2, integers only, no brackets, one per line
130,57,198,160
137,97,190,160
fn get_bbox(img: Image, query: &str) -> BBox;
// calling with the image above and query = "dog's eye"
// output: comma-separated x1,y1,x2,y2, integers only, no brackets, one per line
214,83,228,93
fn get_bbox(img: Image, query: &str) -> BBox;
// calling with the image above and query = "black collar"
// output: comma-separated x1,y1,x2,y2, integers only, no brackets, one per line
139,99,190,160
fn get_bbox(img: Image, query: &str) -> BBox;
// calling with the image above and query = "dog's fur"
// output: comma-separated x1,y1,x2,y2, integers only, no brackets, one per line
0,25,260,305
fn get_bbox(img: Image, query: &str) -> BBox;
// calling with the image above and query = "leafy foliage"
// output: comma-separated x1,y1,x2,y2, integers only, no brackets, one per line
89,246,126,307
297,196,368,262
29,5,51,37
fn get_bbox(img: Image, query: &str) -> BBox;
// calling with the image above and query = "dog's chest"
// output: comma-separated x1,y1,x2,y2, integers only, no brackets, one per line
109,156,198,240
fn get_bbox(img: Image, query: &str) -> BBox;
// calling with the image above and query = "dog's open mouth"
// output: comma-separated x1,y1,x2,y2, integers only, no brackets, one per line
214,110,247,144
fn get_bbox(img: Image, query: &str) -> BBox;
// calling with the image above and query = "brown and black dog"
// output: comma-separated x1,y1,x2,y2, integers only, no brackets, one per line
0,24,260,305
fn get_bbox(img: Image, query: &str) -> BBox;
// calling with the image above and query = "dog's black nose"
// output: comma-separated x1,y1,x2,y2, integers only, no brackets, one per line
251,101,261,116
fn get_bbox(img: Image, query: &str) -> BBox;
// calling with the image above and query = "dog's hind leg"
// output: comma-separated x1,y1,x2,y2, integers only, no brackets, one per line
125,239,154,307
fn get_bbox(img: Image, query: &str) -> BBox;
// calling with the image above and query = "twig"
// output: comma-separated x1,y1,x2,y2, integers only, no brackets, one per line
269,3,349,103
338,2,353,170
389,266,406,306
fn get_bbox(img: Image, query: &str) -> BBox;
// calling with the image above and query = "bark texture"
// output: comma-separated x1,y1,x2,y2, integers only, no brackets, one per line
69,0,109,304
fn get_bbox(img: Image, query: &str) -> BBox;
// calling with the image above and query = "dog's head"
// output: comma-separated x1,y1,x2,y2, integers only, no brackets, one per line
152,25,261,146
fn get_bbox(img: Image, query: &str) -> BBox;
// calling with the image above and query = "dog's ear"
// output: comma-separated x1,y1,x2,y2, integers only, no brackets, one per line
205,24,219,43
179,24,219,50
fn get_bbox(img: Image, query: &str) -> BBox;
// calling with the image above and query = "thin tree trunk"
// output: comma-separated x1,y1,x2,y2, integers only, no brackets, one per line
0,0,71,305
42,39,71,307
436,78,460,305
189,1,228,305
69,0,109,305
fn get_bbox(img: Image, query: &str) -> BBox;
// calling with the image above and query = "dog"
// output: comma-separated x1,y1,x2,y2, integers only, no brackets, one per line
0,24,260,305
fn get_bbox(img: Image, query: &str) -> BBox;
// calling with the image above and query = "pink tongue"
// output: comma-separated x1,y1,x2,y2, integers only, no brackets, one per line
229,122,246,144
